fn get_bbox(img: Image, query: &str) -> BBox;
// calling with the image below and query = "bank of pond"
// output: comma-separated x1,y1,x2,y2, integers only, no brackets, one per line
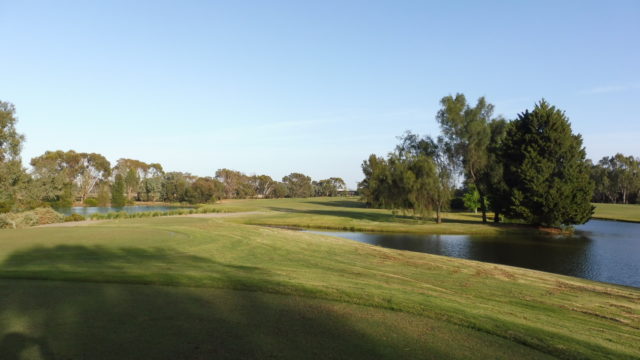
57,205,194,217
56,205,640,289
308,220,640,288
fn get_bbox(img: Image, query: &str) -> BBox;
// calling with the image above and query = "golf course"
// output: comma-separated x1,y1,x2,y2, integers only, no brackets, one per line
0,198,638,359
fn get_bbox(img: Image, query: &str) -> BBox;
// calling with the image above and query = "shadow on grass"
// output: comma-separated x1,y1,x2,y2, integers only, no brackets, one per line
266,207,423,223
0,245,415,360
305,200,368,209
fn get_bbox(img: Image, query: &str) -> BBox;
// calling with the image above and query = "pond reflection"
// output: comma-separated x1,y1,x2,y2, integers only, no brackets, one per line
307,220,640,288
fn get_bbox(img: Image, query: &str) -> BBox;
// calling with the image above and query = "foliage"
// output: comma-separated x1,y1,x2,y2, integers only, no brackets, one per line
186,177,225,204
0,101,28,213
64,213,86,222
436,94,504,222
283,173,313,198
111,174,126,207
359,134,454,222
591,154,640,204
0,207,64,229
500,100,594,227
463,185,481,213
313,177,346,197
83,197,98,207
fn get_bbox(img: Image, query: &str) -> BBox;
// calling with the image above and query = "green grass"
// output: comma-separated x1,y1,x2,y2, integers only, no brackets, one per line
593,203,640,223
211,197,528,235
0,207,638,359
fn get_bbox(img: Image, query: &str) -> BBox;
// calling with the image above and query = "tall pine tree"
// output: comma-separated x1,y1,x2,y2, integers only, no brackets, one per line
500,100,594,227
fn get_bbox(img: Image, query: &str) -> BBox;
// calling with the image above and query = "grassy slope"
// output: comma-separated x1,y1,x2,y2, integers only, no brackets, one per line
212,197,524,235
593,203,640,223
0,211,638,359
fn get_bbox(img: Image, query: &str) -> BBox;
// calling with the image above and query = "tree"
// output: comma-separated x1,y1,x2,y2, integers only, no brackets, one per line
215,169,255,199
187,177,225,204
282,173,313,198
76,153,111,203
463,184,481,213
271,182,289,198
111,174,126,207
314,177,346,197
481,118,509,222
30,150,82,207
160,172,193,202
359,134,454,222
0,101,28,212
0,101,24,163
436,94,494,223
500,100,594,227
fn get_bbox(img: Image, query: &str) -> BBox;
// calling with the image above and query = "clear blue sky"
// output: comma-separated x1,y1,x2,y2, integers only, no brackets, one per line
1,1,638,188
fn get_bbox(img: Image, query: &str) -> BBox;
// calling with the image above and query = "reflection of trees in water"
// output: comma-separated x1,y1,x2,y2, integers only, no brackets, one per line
456,233,593,279
356,232,594,280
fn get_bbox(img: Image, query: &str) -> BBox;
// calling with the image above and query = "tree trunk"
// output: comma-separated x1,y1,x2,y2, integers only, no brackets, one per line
493,211,500,223
436,206,442,224
479,194,488,223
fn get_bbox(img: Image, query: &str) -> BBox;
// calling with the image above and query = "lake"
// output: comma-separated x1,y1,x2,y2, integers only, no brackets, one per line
307,220,640,288
57,205,193,216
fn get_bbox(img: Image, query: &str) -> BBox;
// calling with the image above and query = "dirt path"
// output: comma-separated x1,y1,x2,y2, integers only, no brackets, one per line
35,211,265,228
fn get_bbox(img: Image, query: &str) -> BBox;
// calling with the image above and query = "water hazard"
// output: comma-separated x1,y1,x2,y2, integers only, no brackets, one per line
308,220,640,288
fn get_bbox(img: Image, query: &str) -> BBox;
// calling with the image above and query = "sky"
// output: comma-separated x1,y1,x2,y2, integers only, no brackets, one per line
1,1,639,188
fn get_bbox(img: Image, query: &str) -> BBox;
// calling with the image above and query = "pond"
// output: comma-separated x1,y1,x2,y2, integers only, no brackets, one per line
307,220,640,288
57,205,193,216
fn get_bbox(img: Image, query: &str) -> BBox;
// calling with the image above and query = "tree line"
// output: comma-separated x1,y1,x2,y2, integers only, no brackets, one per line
359,94,597,228
0,100,347,212
589,154,640,204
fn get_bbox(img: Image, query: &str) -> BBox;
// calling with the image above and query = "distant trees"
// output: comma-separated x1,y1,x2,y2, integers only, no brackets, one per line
111,174,126,207
186,177,225,204
313,177,346,197
283,173,313,198
0,100,352,211
591,154,640,204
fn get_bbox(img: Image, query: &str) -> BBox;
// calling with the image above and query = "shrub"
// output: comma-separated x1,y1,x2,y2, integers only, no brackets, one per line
83,197,98,206
64,213,86,222
0,214,16,229
31,208,65,225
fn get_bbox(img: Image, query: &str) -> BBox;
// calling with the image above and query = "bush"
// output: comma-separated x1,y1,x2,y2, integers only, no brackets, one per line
83,197,98,206
31,208,65,225
0,207,64,229
0,214,16,229
64,213,86,222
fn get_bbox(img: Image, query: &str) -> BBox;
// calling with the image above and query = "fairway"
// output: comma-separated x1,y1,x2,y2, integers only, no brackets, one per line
593,203,640,223
0,202,639,359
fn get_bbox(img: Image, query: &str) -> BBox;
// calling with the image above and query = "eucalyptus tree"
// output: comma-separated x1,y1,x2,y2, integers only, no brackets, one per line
436,94,496,223
30,150,111,205
215,168,255,199
30,150,82,207
186,177,225,204
113,158,151,201
0,101,27,212
282,173,313,198
76,153,111,203
314,177,347,197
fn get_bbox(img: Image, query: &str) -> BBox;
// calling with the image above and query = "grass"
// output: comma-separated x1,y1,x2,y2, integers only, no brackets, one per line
210,197,528,235
593,203,640,223
0,202,638,359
